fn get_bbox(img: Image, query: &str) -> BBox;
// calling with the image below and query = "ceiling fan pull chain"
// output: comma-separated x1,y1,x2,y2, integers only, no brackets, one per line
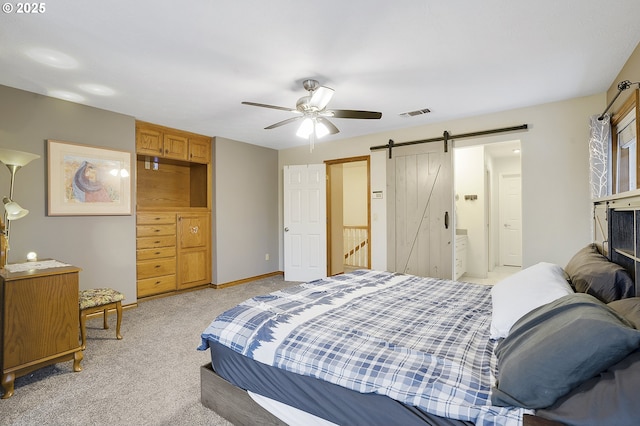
310,129,315,152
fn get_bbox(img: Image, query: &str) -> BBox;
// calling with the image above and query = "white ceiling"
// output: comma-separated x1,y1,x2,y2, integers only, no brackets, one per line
2,1,640,151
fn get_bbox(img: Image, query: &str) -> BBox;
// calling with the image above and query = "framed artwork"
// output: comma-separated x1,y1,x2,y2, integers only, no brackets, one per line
47,140,132,216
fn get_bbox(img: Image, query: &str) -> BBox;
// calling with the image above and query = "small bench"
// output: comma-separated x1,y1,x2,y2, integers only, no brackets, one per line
79,288,125,350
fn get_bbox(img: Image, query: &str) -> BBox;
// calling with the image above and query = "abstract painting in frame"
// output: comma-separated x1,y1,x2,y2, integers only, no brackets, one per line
47,140,132,216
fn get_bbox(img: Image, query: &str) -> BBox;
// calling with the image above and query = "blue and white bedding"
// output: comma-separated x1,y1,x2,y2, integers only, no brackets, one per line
199,270,528,425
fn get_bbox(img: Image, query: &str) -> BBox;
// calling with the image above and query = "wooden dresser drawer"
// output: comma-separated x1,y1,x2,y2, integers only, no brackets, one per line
137,274,176,297
137,246,176,261
137,212,175,225
137,235,176,250
137,258,176,279
136,224,176,238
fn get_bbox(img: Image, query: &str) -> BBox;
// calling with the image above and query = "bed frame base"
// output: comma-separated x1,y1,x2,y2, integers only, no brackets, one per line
200,363,561,426
200,363,287,426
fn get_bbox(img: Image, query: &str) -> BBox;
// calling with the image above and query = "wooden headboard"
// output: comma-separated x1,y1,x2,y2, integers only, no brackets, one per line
593,191,640,297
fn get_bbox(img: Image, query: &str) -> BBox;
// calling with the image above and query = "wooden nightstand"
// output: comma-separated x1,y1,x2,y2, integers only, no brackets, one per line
0,261,83,398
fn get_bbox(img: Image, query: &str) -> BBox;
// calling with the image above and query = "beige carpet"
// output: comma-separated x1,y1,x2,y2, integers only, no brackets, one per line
1,275,298,425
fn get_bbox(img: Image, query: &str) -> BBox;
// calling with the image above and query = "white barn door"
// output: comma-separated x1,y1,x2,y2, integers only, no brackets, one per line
387,144,453,279
284,164,327,282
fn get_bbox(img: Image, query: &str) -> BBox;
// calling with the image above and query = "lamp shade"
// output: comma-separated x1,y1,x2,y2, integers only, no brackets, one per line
315,121,330,138
2,197,28,220
296,118,314,139
0,148,40,167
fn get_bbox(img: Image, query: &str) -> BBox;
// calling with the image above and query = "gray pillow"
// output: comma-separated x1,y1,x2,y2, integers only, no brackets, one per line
564,244,634,303
491,293,640,409
608,297,640,329
536,349,640,426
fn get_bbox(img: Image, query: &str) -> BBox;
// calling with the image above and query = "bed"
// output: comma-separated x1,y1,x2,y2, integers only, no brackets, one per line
198,208,640,425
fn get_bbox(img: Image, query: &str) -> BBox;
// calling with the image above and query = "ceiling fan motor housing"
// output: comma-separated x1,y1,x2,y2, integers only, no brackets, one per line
302,79,320,92
296,95,314,112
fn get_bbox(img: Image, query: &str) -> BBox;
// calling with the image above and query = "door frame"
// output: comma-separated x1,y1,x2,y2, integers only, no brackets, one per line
325,155,371,276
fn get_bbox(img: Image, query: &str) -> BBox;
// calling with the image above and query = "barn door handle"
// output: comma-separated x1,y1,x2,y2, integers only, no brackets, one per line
444,211,449,229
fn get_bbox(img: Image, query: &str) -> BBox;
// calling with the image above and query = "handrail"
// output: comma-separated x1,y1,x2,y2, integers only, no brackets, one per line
343,226,369,268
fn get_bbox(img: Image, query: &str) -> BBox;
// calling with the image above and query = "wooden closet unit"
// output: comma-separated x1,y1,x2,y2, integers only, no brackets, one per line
135,121,212,299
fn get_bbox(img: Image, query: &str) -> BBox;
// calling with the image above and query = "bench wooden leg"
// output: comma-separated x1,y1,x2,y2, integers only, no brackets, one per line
80,311,87,350
115,301,123,340
103,307,109,329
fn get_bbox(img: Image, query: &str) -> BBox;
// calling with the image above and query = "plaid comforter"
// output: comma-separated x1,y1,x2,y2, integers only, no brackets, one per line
199,270,527,425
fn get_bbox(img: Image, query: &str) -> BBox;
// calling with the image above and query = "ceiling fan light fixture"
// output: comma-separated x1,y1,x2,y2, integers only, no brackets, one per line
315,121,330,139
296,118,314,139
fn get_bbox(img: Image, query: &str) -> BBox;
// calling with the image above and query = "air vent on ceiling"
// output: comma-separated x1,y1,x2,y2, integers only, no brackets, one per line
399,108,431,117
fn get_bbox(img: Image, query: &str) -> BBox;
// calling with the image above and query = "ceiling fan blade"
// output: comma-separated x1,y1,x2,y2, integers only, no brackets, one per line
329,109,382,119
309,86,334,110
242,101,296,112
264,116,302,130
317,117,340,135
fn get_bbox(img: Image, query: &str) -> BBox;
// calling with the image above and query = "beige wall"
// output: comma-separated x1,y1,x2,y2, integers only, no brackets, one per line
454,145,486,277
342,162,368,226
0,85,137,302
214,137,279,284
607,42,640,109
278,93,604,272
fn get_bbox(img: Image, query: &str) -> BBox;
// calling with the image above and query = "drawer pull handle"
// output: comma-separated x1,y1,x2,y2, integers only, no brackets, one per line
190,226,199,234
155,252,161,255
154,265,161,268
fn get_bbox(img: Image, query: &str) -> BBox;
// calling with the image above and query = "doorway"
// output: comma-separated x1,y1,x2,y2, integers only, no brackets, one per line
454,140,521,283
326,156,371,276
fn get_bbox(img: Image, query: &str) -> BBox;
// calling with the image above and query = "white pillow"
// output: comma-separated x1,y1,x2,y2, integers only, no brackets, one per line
490,262,574,339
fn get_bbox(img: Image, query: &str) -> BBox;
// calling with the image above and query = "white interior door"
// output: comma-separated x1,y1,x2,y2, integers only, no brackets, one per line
499,173,522,266
387,144,453,279
284,164,327,282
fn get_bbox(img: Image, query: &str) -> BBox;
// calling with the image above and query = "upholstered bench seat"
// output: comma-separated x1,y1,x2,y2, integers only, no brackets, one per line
79,288,125,350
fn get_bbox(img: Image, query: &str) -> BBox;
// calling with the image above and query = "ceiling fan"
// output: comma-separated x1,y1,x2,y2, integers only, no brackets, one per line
242,79,382,151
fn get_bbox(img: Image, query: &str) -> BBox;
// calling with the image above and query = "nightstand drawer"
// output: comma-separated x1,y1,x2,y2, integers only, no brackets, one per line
136,259,176,279
137,274,176,297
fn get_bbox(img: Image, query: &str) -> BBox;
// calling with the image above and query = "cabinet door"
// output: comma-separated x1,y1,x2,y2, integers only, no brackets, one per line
178,250,209,288
137,127,163,156
178,215,207,249
3,272,79,367
177,213,211,288
163,133,189,161
189,138,211,164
